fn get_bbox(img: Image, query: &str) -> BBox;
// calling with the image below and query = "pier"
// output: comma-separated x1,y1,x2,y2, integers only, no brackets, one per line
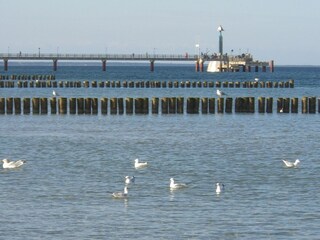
0,96,318,115
0,53,272,72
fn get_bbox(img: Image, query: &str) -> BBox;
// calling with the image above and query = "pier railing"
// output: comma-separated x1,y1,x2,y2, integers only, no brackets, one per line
0,53,200,61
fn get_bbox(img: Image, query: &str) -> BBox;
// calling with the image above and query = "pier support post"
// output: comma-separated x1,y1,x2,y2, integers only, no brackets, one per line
262,66,266,72
150,60,154,72
53,59,58,71
269,60,274,72
195,60,200,72
102,60,106,71
4,59,8,71
199,60,204,72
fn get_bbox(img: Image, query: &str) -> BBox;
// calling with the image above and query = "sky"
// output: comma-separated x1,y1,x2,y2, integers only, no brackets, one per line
1,0,320,65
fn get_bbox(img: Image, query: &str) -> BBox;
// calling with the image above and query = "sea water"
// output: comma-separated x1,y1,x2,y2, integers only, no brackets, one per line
0,64,320,239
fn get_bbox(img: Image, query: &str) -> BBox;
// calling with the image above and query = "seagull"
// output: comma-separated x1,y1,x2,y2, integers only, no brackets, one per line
112,186,128,199
254,77,259,82
2,159,26,169
280,108,283,113
170,178,187,189
282,159,300,168
216,183,224,194
134,159,148,169
52,90,59,97
125,176,135,184
216,89,226,97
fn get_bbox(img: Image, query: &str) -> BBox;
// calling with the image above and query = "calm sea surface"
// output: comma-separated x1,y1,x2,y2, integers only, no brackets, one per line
0,64,320,239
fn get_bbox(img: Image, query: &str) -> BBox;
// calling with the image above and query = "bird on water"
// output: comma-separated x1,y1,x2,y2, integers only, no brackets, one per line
282,159,300,168
170,178,187,190
134,158,148,169
216,89,226,97
112,186,128,199
2,159,26,169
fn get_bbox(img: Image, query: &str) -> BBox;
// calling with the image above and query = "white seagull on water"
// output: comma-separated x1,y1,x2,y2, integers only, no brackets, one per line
134,159,148,169
52,90,59,97
216,183,224,194
282,159,300,168
170,178,187,190
112,186,128,199
125,176,135,184
2,159,26,169
216,89,226,97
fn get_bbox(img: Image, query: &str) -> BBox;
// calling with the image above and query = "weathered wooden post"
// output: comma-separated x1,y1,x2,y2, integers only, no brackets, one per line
85,98,92,114
117,98,124,115
0,98,6,114
209,98,215,114
152,97,159,114
58,97,67,114
248,97,255,113
177,97,184,114
309,97,316,113
110,98,117,114
32,98,40,114
215,81,221,88
69,98,76,114
266,97,273,113
301,97,308,114
24,98,31,115
14,98,21,115
169,97,176,114
258,97,265,113
277,98,283,113
217,98,224,114
126,98,133,114
201,98,208,114
225,97,233,113
161,98,169,114
92,98,98,115
142,98,149,114
291,98,298,113
283,98,290,113
77,98,84,114
101,98,108,115
187,97,199,114
6,98,13,114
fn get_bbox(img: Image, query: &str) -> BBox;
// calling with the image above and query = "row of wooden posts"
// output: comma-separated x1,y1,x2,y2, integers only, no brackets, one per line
0,79,294,89
0,96,318,115
0,75,55,80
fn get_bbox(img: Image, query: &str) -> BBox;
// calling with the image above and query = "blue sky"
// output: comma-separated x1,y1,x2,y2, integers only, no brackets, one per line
1,0,319,65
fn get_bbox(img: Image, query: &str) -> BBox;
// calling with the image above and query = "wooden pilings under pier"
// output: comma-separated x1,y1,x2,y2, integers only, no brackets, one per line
0,96,318,115
0,79,295,89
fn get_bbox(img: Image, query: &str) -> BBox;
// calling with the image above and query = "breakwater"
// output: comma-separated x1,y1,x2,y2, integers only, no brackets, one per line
0,79,294,88
0,96,318,115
